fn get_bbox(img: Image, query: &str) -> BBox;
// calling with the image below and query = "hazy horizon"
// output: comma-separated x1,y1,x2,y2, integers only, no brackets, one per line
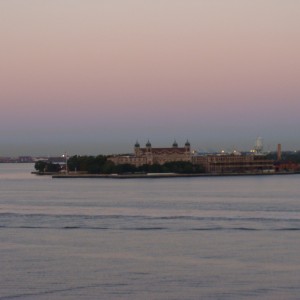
1,1,300,156
0,137,296,157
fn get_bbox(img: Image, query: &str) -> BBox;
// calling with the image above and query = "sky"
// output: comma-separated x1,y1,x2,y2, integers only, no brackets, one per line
1,0,300,156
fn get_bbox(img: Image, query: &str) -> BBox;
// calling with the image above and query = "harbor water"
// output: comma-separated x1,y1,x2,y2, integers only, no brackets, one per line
1,164,300,299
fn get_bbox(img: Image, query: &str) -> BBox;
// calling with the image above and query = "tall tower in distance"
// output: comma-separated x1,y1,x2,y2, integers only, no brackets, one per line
277,144,282,161
254,137,263,154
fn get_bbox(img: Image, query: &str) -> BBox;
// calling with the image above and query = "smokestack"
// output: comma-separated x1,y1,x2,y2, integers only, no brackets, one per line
277,144,282,161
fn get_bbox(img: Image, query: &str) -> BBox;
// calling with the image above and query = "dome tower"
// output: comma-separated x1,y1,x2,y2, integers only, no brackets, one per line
185,140,191,152
172,140,178,148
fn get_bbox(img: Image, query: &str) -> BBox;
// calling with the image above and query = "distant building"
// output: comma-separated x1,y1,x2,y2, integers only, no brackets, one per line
108,140,192,167
108,140,277,173
47,157,67,164
18,156,33,163
0,156,33,163
0,157,15,163
273,144,300,172
192,153,274,173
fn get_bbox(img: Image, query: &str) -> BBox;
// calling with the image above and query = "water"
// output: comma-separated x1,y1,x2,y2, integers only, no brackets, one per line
1,164,300,299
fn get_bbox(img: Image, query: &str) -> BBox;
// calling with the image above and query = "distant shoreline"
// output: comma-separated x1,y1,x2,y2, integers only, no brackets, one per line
47,171,300,179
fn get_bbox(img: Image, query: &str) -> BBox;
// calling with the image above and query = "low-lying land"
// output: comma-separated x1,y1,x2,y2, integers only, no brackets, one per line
33,152,300,179
51,171,300,179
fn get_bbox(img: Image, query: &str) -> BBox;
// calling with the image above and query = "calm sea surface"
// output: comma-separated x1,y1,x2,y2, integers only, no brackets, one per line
1,164,300,299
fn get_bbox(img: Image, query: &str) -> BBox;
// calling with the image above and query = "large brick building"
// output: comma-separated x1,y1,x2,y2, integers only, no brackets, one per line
108,140,275,173
108,140,192,167
192,153,274,173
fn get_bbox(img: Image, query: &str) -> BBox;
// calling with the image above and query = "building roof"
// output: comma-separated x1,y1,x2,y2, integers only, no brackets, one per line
139,147,187,155
172,140,178,147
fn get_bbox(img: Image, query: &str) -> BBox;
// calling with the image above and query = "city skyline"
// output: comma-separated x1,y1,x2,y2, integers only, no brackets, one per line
1,1,300,156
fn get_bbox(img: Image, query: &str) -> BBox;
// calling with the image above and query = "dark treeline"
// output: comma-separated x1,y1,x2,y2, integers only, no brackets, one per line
265,151,300,163
68,155,113,174
114,161,205,174
35,155,205,174
68,155,205,174
34,161,61,173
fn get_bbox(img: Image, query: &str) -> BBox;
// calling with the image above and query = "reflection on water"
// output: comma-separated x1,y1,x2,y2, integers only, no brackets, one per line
1,164,300,299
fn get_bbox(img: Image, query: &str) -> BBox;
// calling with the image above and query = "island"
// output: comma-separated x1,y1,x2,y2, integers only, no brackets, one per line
33,141,300,178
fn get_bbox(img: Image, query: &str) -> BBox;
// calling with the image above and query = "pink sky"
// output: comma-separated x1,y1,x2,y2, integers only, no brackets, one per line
0,0,300,155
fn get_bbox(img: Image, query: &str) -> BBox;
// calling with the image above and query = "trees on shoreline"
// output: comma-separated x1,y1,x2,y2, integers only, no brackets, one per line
35,155,205,174
266,151,300,163
34,160,61,173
